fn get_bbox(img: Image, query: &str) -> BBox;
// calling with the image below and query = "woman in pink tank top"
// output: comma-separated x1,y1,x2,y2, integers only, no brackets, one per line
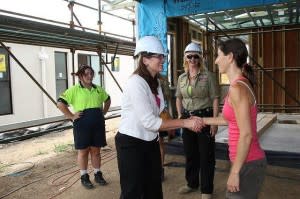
203,38,266,199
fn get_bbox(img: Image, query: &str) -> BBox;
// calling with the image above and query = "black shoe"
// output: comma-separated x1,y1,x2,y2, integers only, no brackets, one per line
81,174,94,189
94,171,108,185
161,167,165,182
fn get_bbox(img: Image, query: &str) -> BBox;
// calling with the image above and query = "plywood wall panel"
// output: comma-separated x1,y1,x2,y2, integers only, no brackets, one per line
262,72,274,106
273,30,283,68
285,71,299,111
262,30,273,68
274,71,284,105
285,30,299,68
262,30,273,108
285,29,300,112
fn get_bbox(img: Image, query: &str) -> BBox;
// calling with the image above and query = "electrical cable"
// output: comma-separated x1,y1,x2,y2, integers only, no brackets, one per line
0,149,117,198
49,169,78,186
0,178,43,199
0,163,77,199
48,153,117,199
49,150,116,186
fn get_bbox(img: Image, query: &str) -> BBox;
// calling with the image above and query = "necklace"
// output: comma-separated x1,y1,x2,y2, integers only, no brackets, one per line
189,73,197,79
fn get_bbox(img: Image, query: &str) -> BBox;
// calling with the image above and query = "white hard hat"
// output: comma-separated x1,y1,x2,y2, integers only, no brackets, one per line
134,36,167,56
184,42,202,53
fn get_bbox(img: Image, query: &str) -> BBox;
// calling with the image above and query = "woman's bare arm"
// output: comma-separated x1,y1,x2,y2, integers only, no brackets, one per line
159,117,203,132
176,98,183,118
203,116,227,126
226,83,253,192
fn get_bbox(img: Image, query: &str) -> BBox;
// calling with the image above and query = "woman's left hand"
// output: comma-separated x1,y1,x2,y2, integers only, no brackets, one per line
210,125,218,136
227,172,240,192
71,111,83,121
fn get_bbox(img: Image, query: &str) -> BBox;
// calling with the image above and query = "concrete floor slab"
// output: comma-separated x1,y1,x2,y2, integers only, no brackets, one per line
260,123,300,153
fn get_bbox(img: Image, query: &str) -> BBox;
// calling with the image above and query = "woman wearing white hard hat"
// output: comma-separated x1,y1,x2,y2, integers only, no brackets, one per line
115,36,204,199
176,42,220,199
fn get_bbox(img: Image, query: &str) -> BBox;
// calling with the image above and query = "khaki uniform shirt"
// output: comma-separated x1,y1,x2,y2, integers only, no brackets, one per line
176,71,219,111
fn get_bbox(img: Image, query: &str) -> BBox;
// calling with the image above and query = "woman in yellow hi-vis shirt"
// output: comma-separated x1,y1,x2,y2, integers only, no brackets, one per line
57,65,111,189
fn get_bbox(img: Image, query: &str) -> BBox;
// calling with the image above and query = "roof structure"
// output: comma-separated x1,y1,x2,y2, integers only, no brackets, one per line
185,0,299,31
1,1,298,55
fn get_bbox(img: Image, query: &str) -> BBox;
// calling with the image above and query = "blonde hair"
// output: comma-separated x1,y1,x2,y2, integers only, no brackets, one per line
183,53,205,73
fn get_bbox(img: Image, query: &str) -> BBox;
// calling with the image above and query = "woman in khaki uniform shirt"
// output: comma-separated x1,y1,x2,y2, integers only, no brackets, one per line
176,42,219,199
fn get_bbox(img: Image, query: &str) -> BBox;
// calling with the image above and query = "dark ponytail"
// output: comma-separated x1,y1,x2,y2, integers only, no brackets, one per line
242,63,256,87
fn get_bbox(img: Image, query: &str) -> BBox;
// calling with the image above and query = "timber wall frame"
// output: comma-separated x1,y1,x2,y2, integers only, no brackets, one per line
167,17,300,113
209,24,300,113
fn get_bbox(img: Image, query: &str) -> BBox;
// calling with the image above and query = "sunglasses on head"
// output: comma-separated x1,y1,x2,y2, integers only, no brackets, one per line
186,54,200,59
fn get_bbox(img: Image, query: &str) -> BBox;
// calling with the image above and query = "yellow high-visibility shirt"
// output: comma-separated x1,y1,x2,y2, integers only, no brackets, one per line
59,83,109,112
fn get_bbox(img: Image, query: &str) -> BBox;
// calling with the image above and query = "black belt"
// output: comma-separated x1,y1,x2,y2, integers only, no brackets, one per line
182,107,212,117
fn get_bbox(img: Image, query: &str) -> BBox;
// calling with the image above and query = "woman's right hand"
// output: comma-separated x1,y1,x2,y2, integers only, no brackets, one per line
71,111,83,121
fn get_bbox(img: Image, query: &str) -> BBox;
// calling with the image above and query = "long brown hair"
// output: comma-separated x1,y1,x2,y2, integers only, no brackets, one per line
133,53,159,95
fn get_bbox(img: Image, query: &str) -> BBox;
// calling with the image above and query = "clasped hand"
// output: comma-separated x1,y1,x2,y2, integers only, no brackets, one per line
71,111,83,121
186,116,205,132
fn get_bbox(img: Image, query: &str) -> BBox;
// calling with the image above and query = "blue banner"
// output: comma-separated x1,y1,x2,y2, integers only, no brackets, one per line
137,1,168,76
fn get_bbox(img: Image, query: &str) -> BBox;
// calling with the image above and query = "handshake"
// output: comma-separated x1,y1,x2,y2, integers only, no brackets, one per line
182,116,205,133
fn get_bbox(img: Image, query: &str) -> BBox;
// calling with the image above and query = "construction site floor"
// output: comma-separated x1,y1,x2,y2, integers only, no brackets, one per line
0,117,299,199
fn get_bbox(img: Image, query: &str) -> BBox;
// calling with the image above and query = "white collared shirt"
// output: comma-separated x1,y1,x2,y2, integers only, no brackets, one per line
119,74,164,141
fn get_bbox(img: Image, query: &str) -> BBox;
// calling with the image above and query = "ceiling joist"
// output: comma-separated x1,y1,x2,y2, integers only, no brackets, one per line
186,1,299,31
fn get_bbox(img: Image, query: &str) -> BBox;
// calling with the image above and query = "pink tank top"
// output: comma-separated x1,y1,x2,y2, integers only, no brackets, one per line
222,76,265,162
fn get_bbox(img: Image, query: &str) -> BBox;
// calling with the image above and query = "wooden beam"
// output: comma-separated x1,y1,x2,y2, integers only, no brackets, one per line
259,17,265,26
266,6,274,25
207,15,227,30
187,16,213,31
257,113,277,137
296,3,300,24
245,8,258,27
289,5,293,24
224,11,241,28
